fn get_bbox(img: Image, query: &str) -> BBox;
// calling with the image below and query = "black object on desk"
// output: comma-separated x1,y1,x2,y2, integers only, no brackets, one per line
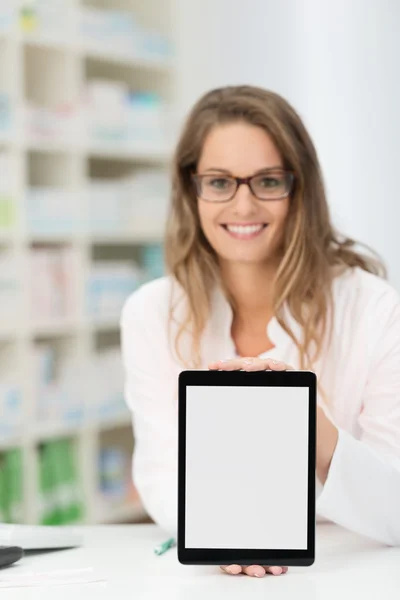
0,546,24,568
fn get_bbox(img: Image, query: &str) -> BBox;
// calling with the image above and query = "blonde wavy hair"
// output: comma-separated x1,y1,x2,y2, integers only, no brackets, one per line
165,85,385,370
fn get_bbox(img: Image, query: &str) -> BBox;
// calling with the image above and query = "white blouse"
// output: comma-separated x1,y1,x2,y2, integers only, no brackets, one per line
120,266,400,546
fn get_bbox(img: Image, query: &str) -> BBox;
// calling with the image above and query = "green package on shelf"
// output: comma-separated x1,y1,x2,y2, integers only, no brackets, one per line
0,461,10,523
39,443,63,526
63,439,84,523
4,449,24,524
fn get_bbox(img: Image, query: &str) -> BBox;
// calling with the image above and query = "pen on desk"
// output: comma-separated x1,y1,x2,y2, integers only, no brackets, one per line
154,537,176,556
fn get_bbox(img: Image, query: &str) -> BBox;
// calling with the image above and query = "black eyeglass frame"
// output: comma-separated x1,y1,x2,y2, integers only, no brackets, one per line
191,170,295,202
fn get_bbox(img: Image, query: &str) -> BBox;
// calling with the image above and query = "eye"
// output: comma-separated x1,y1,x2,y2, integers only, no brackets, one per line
258,176,281,188
207,177,232,190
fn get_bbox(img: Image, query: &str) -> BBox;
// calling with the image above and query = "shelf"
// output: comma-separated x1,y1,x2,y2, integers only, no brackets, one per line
90,317,120,332
19,32,173,72
97,413,131,432
0,434,26,452
84,46,173,72
31,318,84,337
21,32,76,52
90,233,164,245
96,501,147,524
33,421,86,443
0,0,175,526
87,144,170,163
27,233,84,245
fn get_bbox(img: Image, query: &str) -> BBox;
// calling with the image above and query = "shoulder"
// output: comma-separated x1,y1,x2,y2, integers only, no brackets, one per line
120,275,185,332
332,266,400,325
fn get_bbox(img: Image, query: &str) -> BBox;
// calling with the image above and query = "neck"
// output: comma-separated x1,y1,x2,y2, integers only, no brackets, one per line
220,260,278,317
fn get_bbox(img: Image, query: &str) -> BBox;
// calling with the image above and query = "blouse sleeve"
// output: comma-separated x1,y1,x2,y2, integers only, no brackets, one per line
120,288,179,535
316,287,400,545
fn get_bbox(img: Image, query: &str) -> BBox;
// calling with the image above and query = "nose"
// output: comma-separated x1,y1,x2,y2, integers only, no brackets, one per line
231,182,258,216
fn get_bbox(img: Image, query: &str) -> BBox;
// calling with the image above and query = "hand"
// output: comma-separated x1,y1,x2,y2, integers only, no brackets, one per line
220,564,288,577
209,356,291,577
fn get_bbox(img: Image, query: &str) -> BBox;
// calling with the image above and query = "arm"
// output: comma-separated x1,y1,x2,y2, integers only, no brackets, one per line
316,290,400,546
120,291,178,535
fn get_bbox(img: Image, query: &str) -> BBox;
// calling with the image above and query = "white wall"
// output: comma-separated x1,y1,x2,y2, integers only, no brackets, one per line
174,0,400,289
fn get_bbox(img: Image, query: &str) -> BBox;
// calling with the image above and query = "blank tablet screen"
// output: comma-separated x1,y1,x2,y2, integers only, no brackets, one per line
185,385,309,550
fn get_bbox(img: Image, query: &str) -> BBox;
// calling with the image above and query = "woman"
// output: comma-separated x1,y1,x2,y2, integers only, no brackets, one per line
121,85,400,577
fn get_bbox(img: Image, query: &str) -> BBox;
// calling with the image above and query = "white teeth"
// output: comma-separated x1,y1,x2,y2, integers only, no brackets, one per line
225,224,265,235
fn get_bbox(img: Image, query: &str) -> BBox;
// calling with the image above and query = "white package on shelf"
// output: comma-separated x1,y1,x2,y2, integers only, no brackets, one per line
84,79,129,146
0,250,20,325
89,347,127,422
0,382,24,441
0,1,16,33
86,261,142,320
80,6,141,58
25,187,81,235
20,0,75,39
24,102,79,146
34,344,87,426
87,179,128,235
125,93,167,150
125,169,170,235
29,247,79,322
0,92,13,137
0,151,17,233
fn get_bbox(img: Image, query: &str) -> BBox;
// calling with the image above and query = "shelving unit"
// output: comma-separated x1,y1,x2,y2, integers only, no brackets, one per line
0,0,176,525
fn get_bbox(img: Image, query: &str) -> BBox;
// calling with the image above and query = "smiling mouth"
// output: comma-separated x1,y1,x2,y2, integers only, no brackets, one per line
221,223,268,239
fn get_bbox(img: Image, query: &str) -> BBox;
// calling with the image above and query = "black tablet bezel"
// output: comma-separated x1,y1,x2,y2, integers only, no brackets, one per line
177,369,316,566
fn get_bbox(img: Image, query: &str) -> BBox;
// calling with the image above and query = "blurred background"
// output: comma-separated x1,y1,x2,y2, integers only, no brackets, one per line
0,0,399,526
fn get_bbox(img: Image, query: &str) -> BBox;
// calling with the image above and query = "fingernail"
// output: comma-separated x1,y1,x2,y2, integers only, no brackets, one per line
270,566,283,575
253,568,265,578
244,359,253,364
226,565,240,575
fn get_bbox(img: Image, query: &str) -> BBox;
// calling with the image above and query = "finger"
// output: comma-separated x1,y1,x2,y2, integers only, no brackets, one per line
208,358,246,370
264,565,288,575
244,358,287,371
220,564,242,575
242,565,266,578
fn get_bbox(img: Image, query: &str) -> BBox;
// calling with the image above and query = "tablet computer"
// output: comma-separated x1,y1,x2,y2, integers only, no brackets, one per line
177,369,316,566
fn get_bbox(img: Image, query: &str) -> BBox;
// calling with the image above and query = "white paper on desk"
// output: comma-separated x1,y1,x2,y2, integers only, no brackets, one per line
0,568,106,588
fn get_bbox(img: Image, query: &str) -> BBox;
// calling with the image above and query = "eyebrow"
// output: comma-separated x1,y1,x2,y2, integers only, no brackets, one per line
202,166,284,174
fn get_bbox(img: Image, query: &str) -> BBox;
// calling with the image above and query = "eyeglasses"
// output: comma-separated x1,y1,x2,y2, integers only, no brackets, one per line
191,169,295,202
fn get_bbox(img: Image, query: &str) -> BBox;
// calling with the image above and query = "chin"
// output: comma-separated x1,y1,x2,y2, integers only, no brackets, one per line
218,250,274,264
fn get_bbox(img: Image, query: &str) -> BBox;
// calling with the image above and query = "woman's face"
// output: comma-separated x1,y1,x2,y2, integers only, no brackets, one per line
196,122,290,266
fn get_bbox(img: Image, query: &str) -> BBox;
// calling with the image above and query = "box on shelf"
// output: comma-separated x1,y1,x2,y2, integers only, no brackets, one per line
24,102,80,147
29,246,79,323
0,250,21,325
84,80,170,153
19,0,75,40
139,243,165,281
34,344,129,429
98,446,130,503
38,438,84,525
0,383,24,442
0,151,17,233
24,187,82,235
34,344,86,427
86,260,142,321
0,2,16,33
88,348,128,423
127,169,170,236
0,449,24,524
79,6,172,63
0,92,13,138
87,169,169,237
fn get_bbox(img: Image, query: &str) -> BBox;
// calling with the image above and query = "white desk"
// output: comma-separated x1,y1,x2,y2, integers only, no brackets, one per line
2,523,400,599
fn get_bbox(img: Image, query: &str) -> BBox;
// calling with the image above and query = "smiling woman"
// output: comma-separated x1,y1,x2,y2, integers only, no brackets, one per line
121,85,400,578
